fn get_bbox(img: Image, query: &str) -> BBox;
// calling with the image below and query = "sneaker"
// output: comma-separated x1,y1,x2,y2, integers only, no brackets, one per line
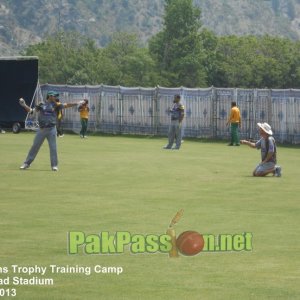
172,147,180,150
275,166,282,177
228,143,234,146
1,130,5,134
80,135,83,138
52,166,58,171
83,136,88,138
163,146,171,149
59,134,64,137
20,163,30,170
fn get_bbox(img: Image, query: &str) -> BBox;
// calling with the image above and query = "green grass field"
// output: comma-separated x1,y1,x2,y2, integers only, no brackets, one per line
0,132,299,300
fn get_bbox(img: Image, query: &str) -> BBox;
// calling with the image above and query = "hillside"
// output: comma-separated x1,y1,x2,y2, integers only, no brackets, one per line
1,0,300,55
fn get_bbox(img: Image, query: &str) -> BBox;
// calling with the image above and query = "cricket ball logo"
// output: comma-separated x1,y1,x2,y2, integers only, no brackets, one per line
166,209,204,257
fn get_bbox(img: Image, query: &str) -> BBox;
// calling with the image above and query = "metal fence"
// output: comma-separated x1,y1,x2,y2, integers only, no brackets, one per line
40,84,300,144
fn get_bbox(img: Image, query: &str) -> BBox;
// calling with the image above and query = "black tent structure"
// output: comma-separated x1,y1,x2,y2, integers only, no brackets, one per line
0,56,39,132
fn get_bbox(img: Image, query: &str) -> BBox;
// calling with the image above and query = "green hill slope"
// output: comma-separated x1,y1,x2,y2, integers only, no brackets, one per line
1,0,300,55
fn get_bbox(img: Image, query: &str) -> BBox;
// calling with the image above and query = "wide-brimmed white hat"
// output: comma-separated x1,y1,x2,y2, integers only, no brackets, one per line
257,122,273,135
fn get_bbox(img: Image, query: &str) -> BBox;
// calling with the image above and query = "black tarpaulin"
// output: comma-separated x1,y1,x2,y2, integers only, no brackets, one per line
0,56,38,128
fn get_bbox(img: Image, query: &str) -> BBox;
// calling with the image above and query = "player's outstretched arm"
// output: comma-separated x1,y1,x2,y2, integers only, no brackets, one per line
240,140,256,148
63,101,84,109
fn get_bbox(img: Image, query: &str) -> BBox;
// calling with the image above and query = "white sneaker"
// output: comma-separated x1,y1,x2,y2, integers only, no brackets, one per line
52,166,58,171
20,163,30,170
275,166,282,177
1,130,5,134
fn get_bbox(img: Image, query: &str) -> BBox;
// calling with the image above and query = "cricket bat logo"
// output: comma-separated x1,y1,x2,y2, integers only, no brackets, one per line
166,209,184,258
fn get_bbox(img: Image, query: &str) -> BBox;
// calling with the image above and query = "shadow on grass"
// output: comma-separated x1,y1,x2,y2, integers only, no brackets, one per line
243,175,281,179
19,130,300,148
18,169,53,172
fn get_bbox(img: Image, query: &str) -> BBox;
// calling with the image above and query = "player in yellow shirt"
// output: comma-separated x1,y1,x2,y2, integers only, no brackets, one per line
226,101,241,146
55,95,64,137
78,99,89,138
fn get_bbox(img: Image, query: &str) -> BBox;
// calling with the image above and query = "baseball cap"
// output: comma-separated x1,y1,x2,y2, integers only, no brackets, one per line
47,91,56,97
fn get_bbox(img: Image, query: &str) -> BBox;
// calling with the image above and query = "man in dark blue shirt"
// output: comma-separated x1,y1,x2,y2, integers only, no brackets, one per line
164,94,185,150
19,91,80,171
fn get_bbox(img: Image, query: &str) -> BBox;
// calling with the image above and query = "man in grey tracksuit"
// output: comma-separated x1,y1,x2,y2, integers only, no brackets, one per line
164,94,185,150
19,91,80,171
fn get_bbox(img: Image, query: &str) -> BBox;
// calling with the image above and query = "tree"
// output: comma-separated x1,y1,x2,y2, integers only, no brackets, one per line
24,31,101,84
24,31,157,86
199,28,218,86
102,32,157,86
213,34,300,88
149,0,207,87
255,35,300,88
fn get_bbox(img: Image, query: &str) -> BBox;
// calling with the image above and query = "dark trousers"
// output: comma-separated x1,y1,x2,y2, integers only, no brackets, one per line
57,119,63,136
80,118,88,137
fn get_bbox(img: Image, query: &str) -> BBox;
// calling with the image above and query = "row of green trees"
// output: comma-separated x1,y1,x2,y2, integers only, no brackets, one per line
24,0,300,88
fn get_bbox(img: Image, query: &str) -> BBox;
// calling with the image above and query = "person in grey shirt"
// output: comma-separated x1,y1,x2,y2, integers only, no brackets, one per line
164,94,185,150
19,91,80,171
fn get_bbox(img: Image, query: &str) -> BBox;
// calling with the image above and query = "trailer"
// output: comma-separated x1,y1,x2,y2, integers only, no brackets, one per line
0,56,39,133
